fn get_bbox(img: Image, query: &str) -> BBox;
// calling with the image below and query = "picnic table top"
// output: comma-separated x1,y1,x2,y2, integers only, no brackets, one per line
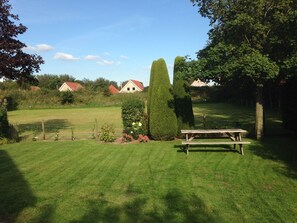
181,129,247,134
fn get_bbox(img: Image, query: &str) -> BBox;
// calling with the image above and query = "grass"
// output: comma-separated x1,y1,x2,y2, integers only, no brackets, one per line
1,139,297,223
8,107,123,141
1,102,296,222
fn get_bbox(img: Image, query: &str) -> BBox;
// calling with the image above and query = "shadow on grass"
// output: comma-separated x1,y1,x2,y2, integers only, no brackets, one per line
174,145,240,155
0,150,36,222
17,119,70,139
71,189,219,223
249,137,297,179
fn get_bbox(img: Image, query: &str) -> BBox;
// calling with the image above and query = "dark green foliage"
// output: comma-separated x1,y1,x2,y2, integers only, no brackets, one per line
149,58,178,140
147,60,156,120
282,76,297,133
121,98,147,137
0,103,9,138
173,57,195,133
60,91,74,104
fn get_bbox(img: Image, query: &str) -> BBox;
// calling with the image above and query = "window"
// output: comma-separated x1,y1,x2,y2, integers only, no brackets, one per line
132,87,135,91
127,87,130,91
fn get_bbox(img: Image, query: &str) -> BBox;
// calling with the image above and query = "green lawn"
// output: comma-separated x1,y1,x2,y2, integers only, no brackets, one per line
1,103,296,222
8,107,123,141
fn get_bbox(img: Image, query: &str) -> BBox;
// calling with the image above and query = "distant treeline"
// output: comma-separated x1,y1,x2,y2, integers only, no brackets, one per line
0,74,119,92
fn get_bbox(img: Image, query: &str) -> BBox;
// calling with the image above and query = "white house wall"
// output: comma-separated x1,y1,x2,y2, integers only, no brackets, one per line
120,81,141,93
59,84,72,92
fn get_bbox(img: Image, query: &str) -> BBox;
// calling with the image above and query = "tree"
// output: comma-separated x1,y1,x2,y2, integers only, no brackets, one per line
0,0,43,83
191,0,297,139
173,56,195,133
147,60,156,123
149,58,177,140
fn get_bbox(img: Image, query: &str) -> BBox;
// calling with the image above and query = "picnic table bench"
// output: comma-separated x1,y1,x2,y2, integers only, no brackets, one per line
181,129,250,155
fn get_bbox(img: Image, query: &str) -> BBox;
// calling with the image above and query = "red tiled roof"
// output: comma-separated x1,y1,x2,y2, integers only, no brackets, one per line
30,86,41,91
109,85,119,94
65,82,83,91
131,80,144,91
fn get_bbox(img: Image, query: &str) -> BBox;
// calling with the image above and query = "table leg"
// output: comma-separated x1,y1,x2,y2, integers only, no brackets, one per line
238,133,244,155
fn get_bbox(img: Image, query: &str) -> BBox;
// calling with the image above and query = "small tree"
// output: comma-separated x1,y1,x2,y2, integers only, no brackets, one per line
173,56,195,133
149,58,177,140
0,0,44,83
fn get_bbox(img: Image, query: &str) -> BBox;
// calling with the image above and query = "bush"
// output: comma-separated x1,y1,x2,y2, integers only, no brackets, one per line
60,91,74,104
99,123,116,142
173,57,195,133
0,103,9,138
148,58,178,140
121,98,148,138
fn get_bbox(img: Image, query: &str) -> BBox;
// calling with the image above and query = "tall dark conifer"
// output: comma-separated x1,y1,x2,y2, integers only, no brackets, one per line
173,56,195,133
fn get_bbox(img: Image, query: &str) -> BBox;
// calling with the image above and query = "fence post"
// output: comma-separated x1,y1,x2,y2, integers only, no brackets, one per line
42,120,45,140
95,119,99,140
71,128,75,141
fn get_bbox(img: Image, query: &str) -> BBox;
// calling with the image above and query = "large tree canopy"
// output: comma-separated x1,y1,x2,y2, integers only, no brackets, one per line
0,0,43,83
191,0,297,139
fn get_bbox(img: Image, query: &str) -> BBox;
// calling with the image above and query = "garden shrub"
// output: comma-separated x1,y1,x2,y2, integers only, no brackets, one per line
121,98,147,139
173,56,195,134
148,58,178,140
99,123,116,142
0,102,9,138
60,91,74,104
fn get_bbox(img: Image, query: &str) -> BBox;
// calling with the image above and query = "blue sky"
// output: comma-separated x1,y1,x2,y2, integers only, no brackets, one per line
11,0,210,86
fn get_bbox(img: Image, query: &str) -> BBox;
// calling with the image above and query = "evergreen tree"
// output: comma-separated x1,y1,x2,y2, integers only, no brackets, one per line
173,56,195,133
147,60,156,120
149,58,177,140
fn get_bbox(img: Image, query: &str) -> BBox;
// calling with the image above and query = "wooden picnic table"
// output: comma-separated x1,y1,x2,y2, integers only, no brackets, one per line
181,129,250,155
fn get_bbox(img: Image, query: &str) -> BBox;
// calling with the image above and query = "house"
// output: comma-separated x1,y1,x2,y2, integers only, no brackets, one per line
108,84,119,94
59,82,83,92
119,80,144,93
190,79,208,87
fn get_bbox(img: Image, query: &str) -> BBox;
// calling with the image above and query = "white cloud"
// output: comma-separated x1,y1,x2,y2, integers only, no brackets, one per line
97,59,120,66
54,52,80,61
85,55,100,61
120,55,130,60
36,44,54,52
24,44,54,52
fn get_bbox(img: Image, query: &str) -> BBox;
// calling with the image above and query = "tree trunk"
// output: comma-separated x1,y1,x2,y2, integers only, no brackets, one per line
255,85,264,140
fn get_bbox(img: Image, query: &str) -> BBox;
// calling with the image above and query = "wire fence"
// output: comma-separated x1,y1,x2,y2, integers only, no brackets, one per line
12,119,123,142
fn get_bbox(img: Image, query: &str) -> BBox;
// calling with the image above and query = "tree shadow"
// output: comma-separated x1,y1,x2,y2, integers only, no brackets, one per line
16,119,70,139
71,188,220,223
0,150,36,222
249,137,297,179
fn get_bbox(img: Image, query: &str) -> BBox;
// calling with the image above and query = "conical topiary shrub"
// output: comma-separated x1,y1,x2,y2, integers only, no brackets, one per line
173,56,195,133
148,58,177,140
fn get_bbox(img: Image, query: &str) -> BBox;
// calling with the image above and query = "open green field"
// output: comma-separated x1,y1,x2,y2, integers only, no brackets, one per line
8,102,286,141
8,107,123,141
1,103,297,222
